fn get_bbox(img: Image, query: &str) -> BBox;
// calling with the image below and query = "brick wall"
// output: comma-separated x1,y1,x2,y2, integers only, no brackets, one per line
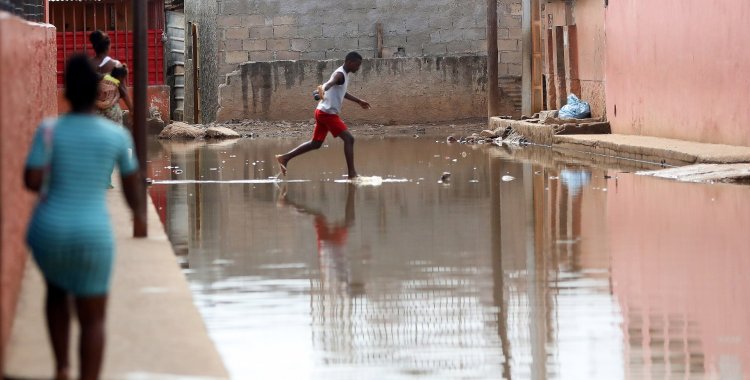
185,0,523,123
216,56,519,123
0,11,57,371
214,0,523,78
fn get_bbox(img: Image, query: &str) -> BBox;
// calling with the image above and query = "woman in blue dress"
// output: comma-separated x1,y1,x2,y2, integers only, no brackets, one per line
24,54,144,380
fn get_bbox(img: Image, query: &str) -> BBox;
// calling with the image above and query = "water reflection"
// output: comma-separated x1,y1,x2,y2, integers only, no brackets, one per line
148,137,750,380
277,184,360,295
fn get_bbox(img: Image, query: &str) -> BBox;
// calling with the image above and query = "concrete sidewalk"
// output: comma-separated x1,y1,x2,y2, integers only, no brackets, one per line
489,116,750,167
554,134,750,167
4,190,228,379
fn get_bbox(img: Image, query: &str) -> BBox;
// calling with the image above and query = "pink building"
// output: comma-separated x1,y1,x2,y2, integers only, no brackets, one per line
535,0,750,147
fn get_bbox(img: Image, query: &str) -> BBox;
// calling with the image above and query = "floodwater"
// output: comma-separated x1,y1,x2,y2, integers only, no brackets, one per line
148,136,750,380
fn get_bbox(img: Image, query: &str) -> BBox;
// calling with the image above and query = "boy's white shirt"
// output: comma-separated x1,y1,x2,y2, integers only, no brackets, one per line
317,66,349,115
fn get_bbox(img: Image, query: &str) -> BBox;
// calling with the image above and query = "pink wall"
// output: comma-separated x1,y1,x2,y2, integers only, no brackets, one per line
0,12,57,371
605,0,750,146
573,0,606,118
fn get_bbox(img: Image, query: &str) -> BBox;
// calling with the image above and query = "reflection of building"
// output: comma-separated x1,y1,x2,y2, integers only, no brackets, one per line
489,148,620,379
609,177,750,379
150,139,750,379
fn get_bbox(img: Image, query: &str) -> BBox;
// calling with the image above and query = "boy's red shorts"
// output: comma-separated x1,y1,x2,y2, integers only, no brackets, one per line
313,109,348,141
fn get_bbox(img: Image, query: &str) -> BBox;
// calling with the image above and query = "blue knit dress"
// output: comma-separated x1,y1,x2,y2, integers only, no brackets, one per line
25,114,138,296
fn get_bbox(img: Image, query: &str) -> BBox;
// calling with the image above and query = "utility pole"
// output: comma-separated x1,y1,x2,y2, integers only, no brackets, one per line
133,0,147,237
487,0,500,117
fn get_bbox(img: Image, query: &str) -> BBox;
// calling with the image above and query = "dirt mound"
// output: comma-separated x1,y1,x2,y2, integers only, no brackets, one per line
205,126,241,139
158,122,204,139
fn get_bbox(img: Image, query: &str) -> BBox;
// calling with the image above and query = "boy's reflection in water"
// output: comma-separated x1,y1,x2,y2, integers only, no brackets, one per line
278,184,363,296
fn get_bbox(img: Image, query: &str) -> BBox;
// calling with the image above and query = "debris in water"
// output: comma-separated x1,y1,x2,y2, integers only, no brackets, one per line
439,172,451,184
502,175,516,182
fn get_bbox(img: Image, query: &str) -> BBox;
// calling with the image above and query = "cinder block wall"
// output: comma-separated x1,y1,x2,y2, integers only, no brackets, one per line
186,0,523,123
0,12,57,371
216,57,514,123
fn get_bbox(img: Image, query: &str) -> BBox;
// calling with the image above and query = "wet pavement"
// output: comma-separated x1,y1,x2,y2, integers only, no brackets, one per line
147,136,750,380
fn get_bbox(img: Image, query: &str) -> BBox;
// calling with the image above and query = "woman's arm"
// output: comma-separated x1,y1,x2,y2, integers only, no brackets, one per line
119,82,133,111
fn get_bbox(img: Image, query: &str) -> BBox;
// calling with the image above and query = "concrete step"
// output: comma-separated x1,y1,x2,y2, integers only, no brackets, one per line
490,116,611,146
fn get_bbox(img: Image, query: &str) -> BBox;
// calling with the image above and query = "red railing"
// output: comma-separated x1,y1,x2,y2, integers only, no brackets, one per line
56,30,165,86
50,0,165,87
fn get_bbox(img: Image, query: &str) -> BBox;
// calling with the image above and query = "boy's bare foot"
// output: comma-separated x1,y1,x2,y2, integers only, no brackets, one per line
348,173,359,180
275,155,288,176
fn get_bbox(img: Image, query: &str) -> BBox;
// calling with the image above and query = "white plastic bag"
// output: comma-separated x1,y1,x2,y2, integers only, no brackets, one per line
559,94,591,119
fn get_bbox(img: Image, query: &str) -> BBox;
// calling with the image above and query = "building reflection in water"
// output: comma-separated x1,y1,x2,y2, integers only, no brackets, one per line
148,138,750,379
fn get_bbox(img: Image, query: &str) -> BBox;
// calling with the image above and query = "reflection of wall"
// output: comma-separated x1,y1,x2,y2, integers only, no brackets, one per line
156,138,515,375
609,176,750,378
489,149,620,379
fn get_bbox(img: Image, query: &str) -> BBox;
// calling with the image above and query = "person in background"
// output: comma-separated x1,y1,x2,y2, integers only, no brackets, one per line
23,54,144,380
276,51,370,179
95,64,130,125
89,30,133,123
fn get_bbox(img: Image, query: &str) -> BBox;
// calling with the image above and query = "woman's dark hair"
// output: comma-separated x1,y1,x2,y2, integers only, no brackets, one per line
65,54,100,112
89,30,111,55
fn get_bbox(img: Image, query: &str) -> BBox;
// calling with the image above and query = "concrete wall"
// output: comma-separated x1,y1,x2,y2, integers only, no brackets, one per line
186,0,524,123
217,56,518,123
571,0,605,118
0,11,57,371
605,0,750,147
542,0,606,118
185,0,220,123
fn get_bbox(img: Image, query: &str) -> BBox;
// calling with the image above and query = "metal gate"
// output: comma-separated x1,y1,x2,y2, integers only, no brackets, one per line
49,0,165,87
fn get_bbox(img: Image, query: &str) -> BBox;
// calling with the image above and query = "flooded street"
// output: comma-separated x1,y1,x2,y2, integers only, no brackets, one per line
148,137,750,380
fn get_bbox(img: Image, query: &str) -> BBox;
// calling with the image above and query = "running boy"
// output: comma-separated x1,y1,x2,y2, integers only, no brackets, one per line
276,52,370,179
